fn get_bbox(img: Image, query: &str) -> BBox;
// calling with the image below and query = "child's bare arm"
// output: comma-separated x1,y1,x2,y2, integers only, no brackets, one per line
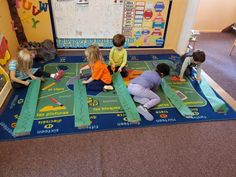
80,64,90,74
25,71,37,80
82,77,94,84
10,71,30,86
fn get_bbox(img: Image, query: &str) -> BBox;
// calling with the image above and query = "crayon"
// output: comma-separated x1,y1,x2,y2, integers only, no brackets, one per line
49,97,63,106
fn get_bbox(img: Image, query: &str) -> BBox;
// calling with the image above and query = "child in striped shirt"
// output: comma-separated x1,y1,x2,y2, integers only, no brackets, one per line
8,48,64,88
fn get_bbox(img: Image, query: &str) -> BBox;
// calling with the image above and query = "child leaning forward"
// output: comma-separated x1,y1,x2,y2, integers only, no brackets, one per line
128,63,170,121
80,45,114,91
8,48,64,89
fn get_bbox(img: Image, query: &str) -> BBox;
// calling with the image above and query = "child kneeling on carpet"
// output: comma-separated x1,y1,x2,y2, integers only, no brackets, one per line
107,34,128,77
128,63,170,121
179,50,206,82
80,45,114,91
8,48,64,89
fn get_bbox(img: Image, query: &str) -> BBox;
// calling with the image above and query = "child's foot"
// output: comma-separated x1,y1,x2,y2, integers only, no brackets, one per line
54,70,64,81
103,85,114,91
136,105,154,121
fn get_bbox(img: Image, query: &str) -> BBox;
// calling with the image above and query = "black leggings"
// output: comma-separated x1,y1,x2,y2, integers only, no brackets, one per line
107,65,128,77
12,69,50,89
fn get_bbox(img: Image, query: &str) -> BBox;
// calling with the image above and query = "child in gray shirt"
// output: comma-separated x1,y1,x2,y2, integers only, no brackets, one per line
179,50,206,82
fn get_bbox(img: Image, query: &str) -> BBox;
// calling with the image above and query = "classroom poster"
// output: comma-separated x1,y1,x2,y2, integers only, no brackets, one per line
49,0,172,48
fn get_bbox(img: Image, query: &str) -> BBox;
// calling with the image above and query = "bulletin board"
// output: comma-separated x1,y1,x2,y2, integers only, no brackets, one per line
48,0,172,49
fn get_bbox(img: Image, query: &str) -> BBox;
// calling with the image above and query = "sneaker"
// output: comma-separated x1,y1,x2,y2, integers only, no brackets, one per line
103,85,114,91
54,70,65,81
136,105,154,121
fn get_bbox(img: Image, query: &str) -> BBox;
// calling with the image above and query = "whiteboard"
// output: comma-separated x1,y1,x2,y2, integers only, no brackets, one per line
49,0,172,48
51,0,124,39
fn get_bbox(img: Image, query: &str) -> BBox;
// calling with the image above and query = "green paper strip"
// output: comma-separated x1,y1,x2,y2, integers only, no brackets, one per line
161,79,194,118
113,72,141,122
74,80,91,127
13,79,41,137
199,76,228,114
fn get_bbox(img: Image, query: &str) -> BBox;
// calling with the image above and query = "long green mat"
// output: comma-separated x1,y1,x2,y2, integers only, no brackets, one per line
199,76,228,114
113,72,141,122
74,80,91,128
13,79,41,137
161,78,194,118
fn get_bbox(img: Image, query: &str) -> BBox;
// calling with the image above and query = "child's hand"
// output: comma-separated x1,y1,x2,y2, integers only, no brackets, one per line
30,75,37,80
79,69,83,75
24,80,30,86
179,78,186,82
111,64,115,71
118,67,122,72
196,77,202,83
82,80,88,84
196,77,201,81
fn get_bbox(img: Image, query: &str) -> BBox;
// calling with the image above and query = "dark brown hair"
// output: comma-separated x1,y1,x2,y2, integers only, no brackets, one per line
112,34,125,47
193,50,206,63
155,63,170,77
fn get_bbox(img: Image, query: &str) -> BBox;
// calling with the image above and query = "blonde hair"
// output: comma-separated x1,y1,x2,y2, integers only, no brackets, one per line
17,48,33,73
84,45,104,65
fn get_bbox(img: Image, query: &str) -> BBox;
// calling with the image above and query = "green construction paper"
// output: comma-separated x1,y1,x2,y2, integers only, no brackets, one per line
113,72,141,122
161,78,194,118
74,80,91,127
13,79,41,136
199,76,228,114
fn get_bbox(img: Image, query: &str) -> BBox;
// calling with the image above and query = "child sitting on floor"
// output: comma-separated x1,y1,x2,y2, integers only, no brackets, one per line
8,48,64,89
179,50,206,82
128,63,170,121
107,34,128,77
80,45,114,91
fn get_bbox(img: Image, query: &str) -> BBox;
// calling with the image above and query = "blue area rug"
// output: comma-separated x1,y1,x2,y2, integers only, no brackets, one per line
1,53,236,141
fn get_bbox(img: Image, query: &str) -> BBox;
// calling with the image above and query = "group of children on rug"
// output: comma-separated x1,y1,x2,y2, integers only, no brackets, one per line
8,34,206,121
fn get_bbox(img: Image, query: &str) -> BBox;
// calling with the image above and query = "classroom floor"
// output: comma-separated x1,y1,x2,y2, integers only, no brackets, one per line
0,33,235,177
0,121,235,177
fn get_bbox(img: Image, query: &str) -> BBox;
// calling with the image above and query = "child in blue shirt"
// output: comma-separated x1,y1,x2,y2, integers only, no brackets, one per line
128,63,170,121
9,48,64,88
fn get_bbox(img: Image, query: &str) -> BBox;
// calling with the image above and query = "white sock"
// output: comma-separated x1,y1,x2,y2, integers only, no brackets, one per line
50,74,55,78
136,105,154,121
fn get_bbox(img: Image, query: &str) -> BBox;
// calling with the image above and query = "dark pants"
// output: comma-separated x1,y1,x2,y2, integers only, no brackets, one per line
86,80,105,92
12,69,50,89
107,65,128,77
